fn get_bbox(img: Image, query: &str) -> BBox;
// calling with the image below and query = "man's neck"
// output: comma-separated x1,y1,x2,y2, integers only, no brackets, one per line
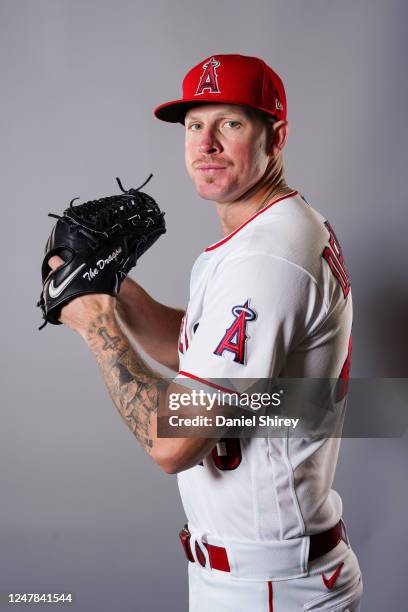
215,181,294,237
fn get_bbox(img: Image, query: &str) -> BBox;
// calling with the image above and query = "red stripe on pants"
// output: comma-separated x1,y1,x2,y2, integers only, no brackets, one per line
268,581,273,611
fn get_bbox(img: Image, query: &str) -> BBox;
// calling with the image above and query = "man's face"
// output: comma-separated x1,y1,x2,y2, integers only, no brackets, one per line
184,104,271,203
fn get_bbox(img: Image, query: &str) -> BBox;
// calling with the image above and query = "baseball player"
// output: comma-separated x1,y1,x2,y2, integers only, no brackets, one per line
47,54,362,610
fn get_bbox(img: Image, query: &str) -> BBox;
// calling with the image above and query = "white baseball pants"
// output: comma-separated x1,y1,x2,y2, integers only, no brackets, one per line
188,539,362,611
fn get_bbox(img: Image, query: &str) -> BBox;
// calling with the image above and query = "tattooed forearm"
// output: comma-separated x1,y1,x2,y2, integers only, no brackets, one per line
85,312,169,454
97,326,121,350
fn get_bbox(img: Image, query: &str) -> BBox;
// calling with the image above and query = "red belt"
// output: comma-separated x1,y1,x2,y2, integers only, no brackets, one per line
179,520,343,573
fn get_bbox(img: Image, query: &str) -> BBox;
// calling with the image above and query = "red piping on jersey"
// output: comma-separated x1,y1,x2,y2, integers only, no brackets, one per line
268,581,273,612
178,370,238,394
204,191,298,252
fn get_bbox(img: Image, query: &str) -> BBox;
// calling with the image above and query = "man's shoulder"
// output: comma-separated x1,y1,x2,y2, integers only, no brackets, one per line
228,193,329,274
192,193,335,286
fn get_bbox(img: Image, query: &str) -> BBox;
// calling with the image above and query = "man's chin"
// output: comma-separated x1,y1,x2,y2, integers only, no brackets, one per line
194,182,232,202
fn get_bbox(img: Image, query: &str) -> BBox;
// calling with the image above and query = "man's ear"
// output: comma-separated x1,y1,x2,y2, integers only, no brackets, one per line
268,120,289,156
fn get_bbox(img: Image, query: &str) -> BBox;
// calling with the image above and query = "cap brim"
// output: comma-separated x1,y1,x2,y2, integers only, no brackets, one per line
154,99,209,124
154,98,281,124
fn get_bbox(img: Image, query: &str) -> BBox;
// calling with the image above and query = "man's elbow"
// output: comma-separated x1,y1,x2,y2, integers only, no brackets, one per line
150,443,198,475
158,459,183,475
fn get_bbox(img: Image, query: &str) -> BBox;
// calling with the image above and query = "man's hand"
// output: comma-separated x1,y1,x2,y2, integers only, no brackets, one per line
37,177,165,329
48,255,116,338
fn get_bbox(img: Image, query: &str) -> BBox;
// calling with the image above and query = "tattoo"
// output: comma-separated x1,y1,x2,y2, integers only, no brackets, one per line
98,327,121,350
86,313,168,453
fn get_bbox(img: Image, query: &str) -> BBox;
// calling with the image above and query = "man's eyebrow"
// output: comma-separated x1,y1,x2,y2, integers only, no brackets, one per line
185,112,246,122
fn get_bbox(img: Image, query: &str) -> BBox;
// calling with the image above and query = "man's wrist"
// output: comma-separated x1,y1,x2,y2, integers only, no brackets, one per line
80,308,119,345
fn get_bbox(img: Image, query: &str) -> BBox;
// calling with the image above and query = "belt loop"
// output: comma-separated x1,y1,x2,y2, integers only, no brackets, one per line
340,518,350,548
303,533,310,573
190,533,211,570
179,525,194,562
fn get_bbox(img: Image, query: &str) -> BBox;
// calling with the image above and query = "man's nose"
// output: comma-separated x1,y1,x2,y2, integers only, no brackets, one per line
198,128,222,155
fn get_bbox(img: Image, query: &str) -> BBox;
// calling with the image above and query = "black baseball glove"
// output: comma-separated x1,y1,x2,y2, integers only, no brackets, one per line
37,175,165,329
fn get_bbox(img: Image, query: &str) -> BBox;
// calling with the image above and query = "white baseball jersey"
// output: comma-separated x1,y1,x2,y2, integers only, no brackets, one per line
176,191,353,543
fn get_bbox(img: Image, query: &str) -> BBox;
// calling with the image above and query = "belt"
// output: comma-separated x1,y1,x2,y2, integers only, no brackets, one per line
179,520,343,573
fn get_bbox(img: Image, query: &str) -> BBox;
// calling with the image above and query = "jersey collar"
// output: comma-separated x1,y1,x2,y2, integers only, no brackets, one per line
204,190,298,252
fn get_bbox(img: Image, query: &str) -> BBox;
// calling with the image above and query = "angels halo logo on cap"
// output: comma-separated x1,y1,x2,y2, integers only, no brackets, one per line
154,53,287,125
195,57,221,96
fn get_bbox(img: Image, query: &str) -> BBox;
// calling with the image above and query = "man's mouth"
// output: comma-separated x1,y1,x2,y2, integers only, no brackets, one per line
195,164,227,171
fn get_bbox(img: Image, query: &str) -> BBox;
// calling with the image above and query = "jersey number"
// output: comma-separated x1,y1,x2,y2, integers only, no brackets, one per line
322,221,350,298
211,439,242,470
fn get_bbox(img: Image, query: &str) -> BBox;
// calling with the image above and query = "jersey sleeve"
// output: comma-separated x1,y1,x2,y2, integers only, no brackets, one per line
176,253,327,388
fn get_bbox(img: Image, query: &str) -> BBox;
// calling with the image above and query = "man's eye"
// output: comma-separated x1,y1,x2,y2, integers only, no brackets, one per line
224,120,241,129
188,123,201,131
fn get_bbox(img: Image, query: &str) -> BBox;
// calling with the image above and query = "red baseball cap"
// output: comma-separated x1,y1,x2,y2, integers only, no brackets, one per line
154,54,287,124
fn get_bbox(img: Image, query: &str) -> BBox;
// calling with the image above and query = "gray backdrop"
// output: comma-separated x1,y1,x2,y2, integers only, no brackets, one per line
1,0,407,610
